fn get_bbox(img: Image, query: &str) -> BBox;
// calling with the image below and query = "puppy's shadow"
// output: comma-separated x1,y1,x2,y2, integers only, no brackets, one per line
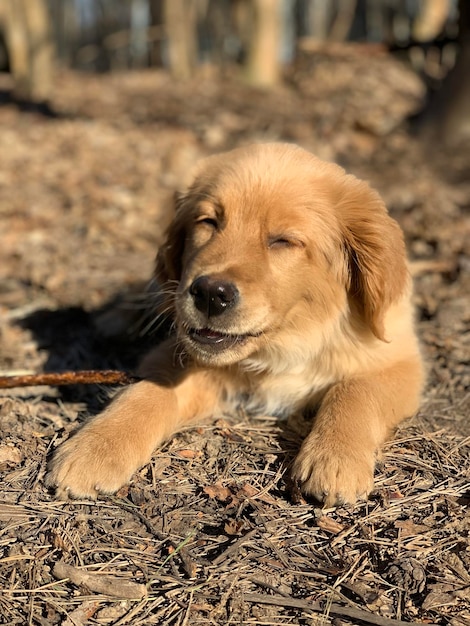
17,296,164,411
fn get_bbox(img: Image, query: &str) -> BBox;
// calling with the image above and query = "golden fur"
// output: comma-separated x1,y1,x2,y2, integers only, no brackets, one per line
47,143,424,506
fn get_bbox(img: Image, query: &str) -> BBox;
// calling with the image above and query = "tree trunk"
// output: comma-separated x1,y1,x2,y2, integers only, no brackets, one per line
22,0,54,100
149,0,164,66
164,0,198,80
440,0,470,144
330,0,358,42
0,0,54,101
245,0,281,87
426,0,470,146
413,0,450,42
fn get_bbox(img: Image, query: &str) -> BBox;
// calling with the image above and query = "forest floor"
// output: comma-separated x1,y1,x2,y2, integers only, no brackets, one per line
0,47,469,626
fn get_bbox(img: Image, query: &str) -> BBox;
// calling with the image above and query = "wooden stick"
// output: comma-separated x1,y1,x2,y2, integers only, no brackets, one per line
0,370,140,389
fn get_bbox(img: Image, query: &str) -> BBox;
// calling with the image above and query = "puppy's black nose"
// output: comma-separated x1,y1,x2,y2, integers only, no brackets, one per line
189,276,239,317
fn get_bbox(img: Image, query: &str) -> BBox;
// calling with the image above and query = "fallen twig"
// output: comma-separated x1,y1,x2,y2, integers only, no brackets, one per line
0,370,140,389
52,561,147,599
117,501,197,579
211,528,259,566
243,594,440,626
329,603,439,626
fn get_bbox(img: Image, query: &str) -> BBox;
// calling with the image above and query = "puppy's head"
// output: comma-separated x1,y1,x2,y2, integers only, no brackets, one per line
156,143,407,366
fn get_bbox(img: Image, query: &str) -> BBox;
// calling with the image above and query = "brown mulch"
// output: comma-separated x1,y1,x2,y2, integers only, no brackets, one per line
0,49,469,626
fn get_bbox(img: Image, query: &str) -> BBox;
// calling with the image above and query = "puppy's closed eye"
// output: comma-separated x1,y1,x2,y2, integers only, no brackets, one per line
195,215,218,228
268,234,305,249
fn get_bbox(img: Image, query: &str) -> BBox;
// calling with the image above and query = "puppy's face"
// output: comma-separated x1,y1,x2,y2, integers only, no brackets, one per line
157,144,407,366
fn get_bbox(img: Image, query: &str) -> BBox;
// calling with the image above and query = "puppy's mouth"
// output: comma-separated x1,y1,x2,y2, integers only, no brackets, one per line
188,327,258,351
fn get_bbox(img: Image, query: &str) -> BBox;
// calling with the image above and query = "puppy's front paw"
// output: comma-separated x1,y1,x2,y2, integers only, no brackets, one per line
46,426,140,499
291,433,375,507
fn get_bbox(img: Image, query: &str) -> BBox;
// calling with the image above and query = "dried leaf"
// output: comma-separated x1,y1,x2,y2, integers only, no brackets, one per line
238,483,277,505
0,444,22,467
61,601,99,626
394,519,429,538
422,590,459,610
175,449,201,460
317,515,345,534
224,519,246,536
203,483,232,501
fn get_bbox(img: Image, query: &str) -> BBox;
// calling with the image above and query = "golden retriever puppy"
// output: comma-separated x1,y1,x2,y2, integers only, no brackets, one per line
47,143,424,506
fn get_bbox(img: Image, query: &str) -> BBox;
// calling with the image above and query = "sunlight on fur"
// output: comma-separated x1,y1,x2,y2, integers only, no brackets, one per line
47,143,424,507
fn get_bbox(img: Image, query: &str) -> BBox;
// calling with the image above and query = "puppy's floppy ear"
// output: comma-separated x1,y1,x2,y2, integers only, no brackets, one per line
155,191,188,285
338,178,408,341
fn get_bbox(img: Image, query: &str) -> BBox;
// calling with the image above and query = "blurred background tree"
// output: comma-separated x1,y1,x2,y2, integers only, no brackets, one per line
423,0,470,146
163,0,197,80
0,0,53,101
0,0,467,144
243,0,281,86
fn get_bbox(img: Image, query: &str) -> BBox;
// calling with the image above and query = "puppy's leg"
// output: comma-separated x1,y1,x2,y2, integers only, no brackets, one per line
292,357,424,506
46,343,224,499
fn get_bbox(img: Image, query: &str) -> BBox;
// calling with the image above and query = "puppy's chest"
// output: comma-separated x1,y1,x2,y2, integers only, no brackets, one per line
229,368,332,418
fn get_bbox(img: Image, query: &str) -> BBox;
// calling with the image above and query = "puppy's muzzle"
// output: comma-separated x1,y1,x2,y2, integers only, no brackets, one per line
189,275,239,318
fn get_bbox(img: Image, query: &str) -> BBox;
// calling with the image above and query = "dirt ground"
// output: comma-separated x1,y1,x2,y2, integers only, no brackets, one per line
0,48,469,626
